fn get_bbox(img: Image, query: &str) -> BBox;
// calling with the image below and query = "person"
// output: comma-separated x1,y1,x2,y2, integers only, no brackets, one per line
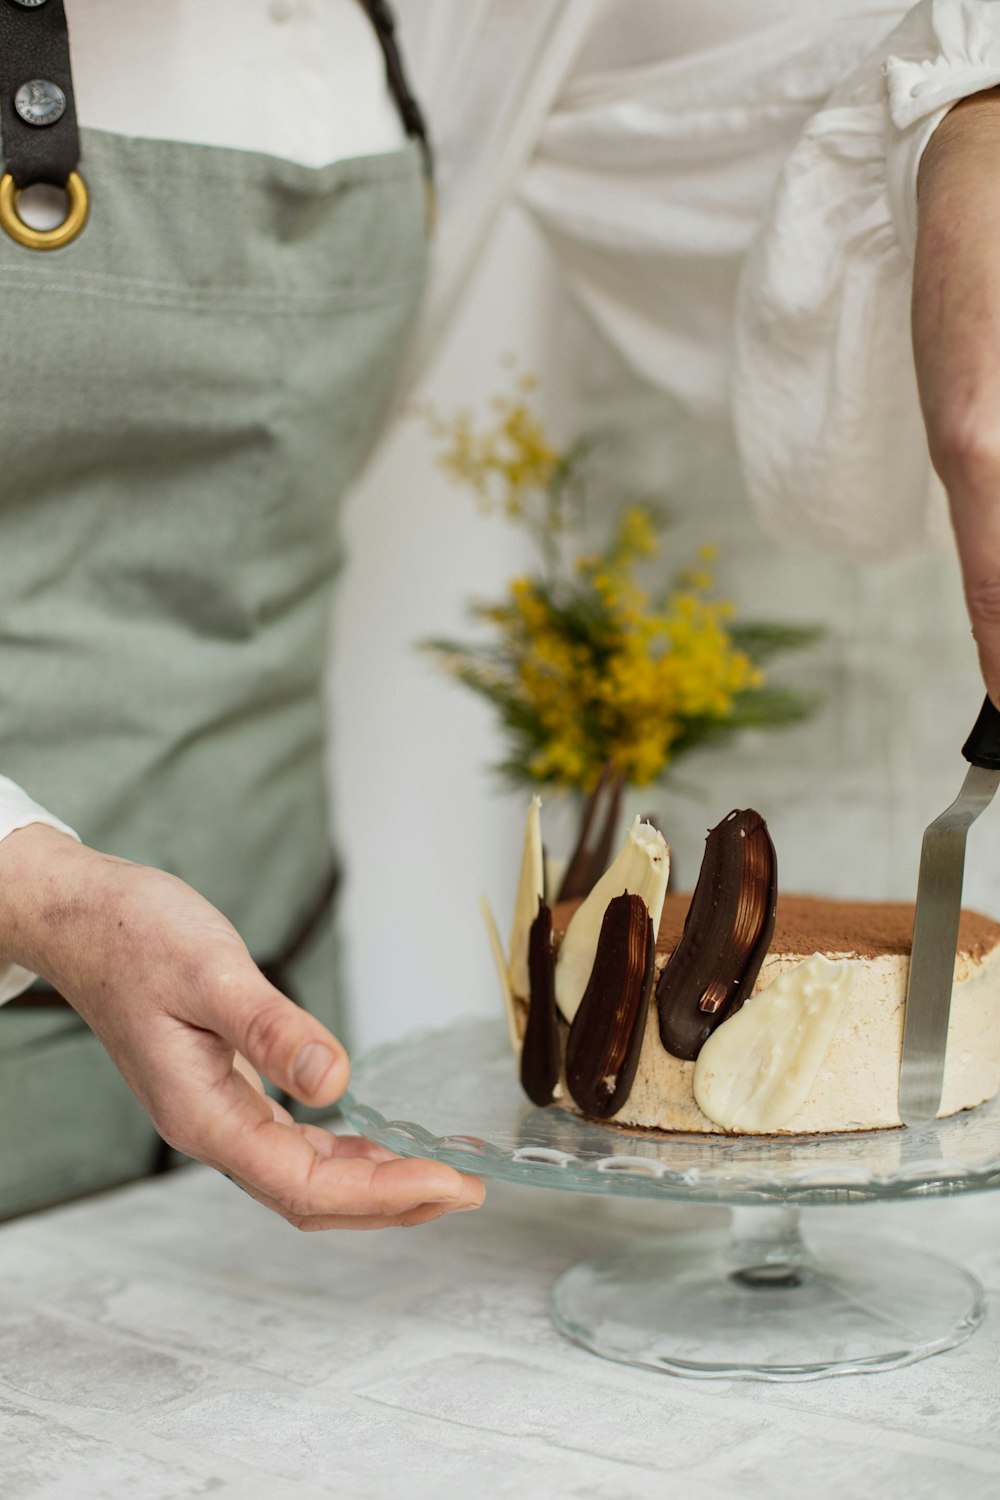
1,0,998,1227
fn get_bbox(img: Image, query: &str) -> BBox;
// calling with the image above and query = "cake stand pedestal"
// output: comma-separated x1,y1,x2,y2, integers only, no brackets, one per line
342,1019,998,1382
551,1206,981,1379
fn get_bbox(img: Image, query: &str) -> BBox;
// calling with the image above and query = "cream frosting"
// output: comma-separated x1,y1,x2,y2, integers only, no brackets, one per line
505,927,1000,1134
592,945,1000,1135
692,954,860,1131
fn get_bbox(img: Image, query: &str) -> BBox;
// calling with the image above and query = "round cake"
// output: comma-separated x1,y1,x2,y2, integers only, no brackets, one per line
483,801,1000,1135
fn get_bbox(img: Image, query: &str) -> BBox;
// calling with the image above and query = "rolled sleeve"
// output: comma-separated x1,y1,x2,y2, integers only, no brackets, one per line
0,778,79,1004
885,0,1000,258
732,1,1000,560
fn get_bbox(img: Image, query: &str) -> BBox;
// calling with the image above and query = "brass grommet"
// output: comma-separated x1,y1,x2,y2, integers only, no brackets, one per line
0,170,88,251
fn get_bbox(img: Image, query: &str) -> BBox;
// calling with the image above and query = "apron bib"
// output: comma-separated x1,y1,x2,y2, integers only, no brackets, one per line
0,5,429,1216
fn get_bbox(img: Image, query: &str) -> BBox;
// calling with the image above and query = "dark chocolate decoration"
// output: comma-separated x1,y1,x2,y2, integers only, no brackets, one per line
519,899,561,1107
565,892,655,1119
656,809,777,1061
556,761,625,903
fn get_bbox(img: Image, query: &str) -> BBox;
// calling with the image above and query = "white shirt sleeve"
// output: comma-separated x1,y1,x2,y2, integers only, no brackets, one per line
731,0,1000,559
0,779,79,1005
884,0,1000,257
500,1,1000,563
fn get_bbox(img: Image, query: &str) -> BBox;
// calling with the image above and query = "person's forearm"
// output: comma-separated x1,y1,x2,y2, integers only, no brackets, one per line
915,88,1000,462
0,823,99,987
913,88,1000,702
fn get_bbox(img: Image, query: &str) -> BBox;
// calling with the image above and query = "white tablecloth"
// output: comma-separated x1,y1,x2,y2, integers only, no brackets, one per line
1,1151,999,1499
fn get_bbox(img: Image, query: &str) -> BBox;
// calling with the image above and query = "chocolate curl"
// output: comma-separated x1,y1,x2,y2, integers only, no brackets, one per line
519,900,562,1107
556,761,625,903
656,809,777,1061
565,892,655,1119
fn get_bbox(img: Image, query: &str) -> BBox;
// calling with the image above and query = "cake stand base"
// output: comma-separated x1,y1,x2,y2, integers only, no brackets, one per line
553,1207,985,1382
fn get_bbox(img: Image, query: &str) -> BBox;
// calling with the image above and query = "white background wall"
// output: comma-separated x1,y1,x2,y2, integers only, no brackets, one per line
331,199,1000,1058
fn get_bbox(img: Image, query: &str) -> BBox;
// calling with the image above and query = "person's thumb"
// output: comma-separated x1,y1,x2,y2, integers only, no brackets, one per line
206,969,350,1107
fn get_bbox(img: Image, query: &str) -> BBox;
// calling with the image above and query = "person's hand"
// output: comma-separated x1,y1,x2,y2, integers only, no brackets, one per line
0,824,485,1228
912,87,1000,704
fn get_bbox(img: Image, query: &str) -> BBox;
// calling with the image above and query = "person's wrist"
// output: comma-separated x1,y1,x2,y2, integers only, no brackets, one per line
0,823,102,985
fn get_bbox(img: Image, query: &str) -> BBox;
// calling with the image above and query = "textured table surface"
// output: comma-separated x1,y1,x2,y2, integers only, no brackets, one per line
2,1147,1000,1500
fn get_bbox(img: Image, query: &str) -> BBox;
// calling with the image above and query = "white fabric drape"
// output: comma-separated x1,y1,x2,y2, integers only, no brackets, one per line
516,4,906,424
732,0,1000,557
391,0,603,387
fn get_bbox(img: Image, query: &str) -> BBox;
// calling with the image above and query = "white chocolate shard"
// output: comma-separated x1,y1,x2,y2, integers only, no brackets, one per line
481,894,521,1053
554,816,669,1023
693,954,860,1132
508,795,544,1001
544,854,567,906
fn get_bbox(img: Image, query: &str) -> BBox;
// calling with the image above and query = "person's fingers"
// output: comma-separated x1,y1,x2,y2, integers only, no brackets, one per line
235,1052,298,1126
188,964,350,1109
297,1125,398,1165
225,1056,395,1158
233,1051,265,1094
268,1097,295,1126
222,1168,474,1230
328,1135,399,1164
237,1138,485,1221
189,1070,485,1223
226,1068,398,1158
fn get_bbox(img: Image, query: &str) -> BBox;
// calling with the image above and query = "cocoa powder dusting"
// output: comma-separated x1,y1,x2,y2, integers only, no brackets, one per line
553,891,1000,962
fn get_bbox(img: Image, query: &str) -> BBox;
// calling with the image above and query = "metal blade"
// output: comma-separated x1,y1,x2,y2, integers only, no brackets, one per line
899,764,1000,1125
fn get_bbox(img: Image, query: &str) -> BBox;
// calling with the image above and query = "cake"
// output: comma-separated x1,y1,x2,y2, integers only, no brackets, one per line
483,801,1000,1134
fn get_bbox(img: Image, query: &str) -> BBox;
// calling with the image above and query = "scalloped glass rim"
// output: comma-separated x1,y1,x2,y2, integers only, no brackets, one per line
342,1018,1000,1206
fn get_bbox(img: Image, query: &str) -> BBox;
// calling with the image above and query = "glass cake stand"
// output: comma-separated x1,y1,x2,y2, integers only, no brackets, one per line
341,1017,999,1382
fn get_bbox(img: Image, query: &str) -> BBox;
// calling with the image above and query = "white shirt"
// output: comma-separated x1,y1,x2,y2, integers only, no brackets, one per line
2,0,998,1000
64,0,408,167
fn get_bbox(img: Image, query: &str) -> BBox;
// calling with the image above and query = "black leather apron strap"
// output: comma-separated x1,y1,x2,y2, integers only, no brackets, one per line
0,0,80,189
357,0,434,184
0,0,428,244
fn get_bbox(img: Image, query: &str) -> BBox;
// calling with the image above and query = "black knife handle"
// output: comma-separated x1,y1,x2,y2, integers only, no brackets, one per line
962,695,1000,769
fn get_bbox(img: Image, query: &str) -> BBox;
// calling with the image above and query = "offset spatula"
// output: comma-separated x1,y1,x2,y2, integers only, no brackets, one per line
899,696,1000,1125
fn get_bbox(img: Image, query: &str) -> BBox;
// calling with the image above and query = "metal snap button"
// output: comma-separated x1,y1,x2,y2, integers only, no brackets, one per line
10,1,50,8
14,78,66,127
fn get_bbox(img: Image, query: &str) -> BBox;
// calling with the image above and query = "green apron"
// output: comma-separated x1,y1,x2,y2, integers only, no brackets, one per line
0,33,428,1216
